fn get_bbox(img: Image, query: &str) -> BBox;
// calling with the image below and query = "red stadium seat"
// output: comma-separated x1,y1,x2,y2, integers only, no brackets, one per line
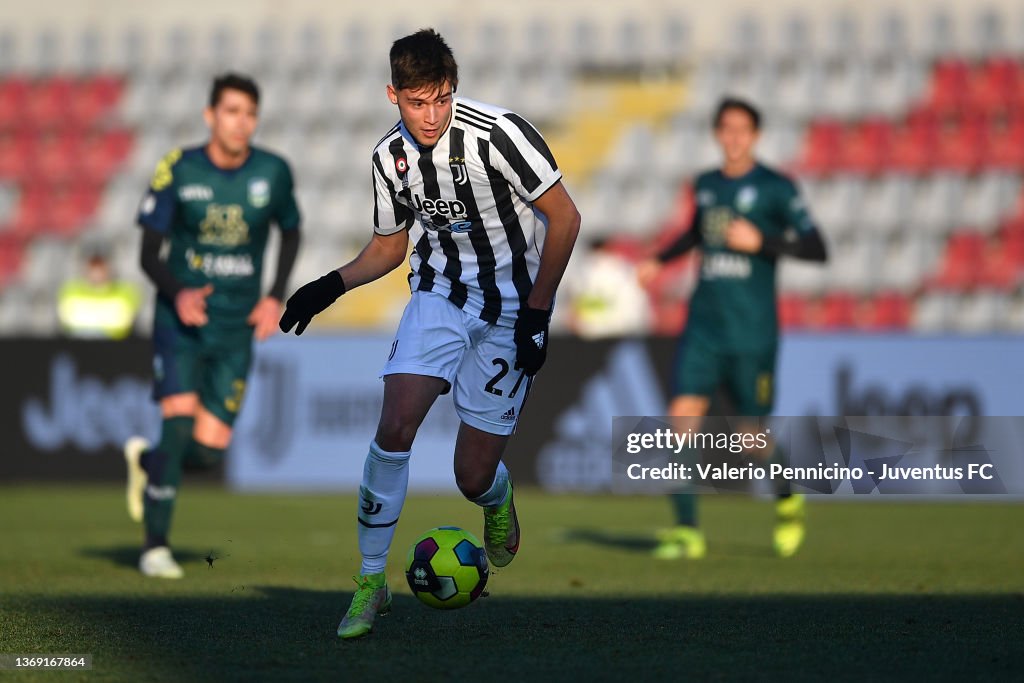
5,185,49,237
79,129,134,182
26,131,84,184
0,78,31,129
977,243,1020,290
45,183,101,237
966,58,1018,119
820,291,859,329
0,235,24,289
984,115,1024,169
925,58,969,119
68,76,124,129
836,119,893,175
795,120,842,175
889,114,937,173
864,291,911,329
0,131,36,180
25,77,76,131
933,115,985,172
777,293,808,329
931,231,986,290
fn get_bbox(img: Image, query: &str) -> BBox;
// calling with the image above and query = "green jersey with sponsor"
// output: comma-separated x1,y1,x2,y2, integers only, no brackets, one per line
687,163,815,352
137,145,301,328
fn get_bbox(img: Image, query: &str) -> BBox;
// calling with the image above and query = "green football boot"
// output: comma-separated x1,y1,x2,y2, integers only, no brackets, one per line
337,573,392,640
483,482,520,567
773,494,806,558
652,526,707,560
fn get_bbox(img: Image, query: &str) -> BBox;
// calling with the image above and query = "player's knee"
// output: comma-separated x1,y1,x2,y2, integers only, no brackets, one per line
669,395,709,418
183,440,226,471
375,417,418,453
453,466,491,500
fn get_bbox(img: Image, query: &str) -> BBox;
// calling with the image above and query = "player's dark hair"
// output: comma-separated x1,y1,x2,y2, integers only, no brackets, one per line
713,97,761,130
209,73,260,108
390,28,459,94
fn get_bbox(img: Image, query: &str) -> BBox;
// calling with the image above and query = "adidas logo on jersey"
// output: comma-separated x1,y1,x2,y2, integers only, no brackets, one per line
501,407,517,421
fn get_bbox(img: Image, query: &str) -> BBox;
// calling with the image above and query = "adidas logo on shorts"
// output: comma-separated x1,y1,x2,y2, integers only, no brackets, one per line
500,407,516,421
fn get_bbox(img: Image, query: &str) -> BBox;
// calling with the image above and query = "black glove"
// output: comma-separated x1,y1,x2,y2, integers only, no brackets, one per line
279,270,346,335
514,307,550,376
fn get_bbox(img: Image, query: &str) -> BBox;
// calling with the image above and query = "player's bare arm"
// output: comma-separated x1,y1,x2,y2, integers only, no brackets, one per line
338,230,410,290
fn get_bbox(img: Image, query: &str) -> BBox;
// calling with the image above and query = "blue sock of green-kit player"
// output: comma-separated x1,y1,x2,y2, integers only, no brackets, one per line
669,491,698,528
183,441,226,471
142,416,193,549
668,441,699,527
469,460,509,508
357,441,410,576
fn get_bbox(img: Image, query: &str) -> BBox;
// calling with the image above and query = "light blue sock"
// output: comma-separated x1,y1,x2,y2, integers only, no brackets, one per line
470,460,510,508
357,440,411,575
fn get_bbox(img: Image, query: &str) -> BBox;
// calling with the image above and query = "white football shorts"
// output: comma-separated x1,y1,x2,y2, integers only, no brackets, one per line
381,291,532,435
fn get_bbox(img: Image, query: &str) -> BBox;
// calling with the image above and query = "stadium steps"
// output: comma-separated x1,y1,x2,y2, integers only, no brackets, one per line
546,76,686,185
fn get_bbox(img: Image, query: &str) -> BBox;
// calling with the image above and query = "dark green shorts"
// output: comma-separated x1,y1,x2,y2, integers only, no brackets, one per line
672,333,777,416
151,300,253,426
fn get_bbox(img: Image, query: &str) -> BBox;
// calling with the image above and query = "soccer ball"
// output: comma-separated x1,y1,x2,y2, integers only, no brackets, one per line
405,526,488,610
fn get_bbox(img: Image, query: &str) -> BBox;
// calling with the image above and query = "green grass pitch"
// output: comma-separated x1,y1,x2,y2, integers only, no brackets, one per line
1,486,1022,681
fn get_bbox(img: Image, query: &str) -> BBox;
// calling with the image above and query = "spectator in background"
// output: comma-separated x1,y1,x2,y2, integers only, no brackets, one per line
561,237,651,338
57,244,141,339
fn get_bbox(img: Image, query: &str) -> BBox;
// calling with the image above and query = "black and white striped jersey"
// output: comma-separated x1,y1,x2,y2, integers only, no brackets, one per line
371,97,562,327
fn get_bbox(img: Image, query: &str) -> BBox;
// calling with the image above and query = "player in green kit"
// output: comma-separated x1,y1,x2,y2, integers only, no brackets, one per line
638,97,827,559
123,74,301,578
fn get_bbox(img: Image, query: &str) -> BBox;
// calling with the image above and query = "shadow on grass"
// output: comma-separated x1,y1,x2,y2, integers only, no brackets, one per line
3,588,1022,682
562,528,773,559
79,545,208,569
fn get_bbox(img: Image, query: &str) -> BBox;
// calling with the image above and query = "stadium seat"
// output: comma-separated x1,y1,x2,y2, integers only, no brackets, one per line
984,115,1024,169
795,119,842,175
929,58,966,118
863,291,911,329
0,78,31,129
0,235,24,289
777,293,809,329
956,291,1007,332
835,119,892,174
933,115,986,172
819,291,860,329
912,292,954,331
930,231,986,290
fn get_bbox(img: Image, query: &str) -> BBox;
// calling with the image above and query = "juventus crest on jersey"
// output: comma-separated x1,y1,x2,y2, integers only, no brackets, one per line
372,97,562,327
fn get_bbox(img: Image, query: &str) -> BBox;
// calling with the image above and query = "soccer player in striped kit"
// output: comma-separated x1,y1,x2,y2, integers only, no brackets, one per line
280,29,580,638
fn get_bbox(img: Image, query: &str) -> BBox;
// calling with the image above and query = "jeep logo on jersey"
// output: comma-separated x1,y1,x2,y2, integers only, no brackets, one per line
248,178,270,208
412,194,468,221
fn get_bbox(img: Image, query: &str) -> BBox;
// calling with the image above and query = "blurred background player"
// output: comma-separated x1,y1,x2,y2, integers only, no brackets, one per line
57,242,141,339
279,28,580,639
638,97,827,560
123,73,302,578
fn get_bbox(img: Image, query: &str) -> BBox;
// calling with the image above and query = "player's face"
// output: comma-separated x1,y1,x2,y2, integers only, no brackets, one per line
388,81,453,147
205,89,259,156
714,108,759,165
